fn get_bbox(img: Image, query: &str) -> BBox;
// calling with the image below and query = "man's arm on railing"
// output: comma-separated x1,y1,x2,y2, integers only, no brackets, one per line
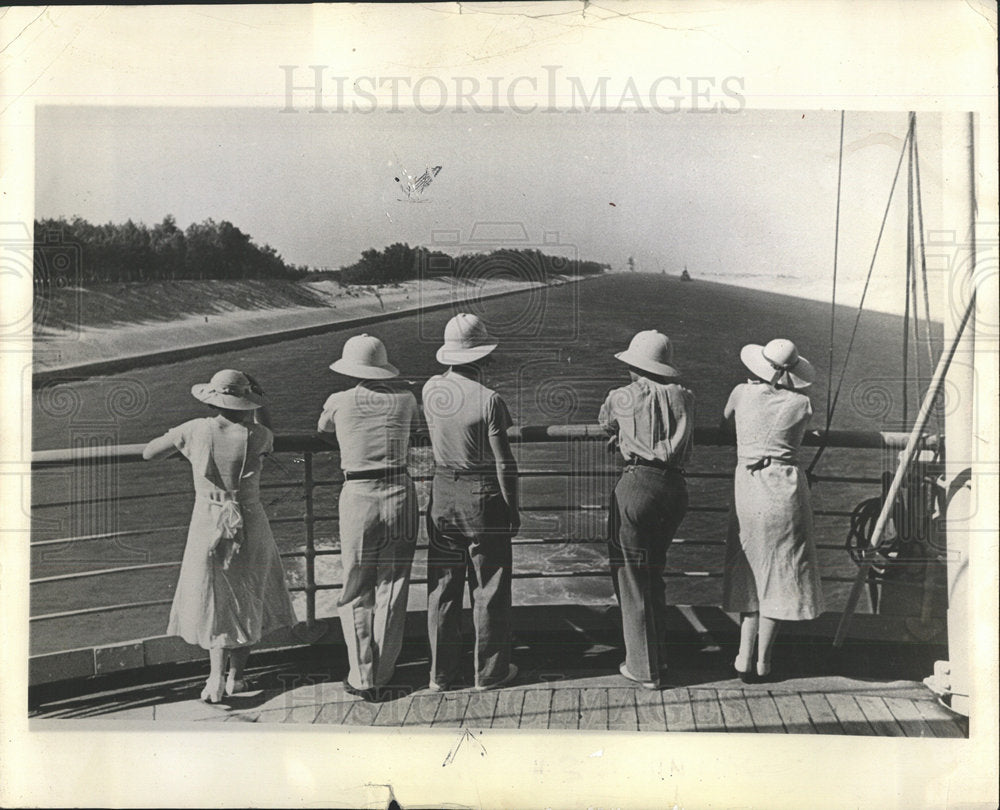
489,431,520,535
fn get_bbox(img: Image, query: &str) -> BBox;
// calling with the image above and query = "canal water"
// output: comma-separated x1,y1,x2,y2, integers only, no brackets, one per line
30,274,943,654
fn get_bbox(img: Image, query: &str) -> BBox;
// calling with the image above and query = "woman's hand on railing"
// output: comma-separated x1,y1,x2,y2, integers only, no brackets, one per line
141,433,179,461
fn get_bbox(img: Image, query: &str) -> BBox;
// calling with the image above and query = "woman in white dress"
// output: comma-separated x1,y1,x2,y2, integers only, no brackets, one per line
143,369,297,703
721,339,825,682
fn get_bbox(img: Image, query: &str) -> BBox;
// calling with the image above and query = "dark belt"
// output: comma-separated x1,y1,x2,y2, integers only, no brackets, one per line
625,457,685,474
433,465,495,479
343,466,409,481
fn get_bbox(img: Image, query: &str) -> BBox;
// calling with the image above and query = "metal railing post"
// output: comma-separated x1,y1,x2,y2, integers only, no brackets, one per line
303,451,317,629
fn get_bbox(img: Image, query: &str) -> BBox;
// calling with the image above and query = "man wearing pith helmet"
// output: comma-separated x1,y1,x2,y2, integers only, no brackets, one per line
422,313,520,692
599,329,694,690
318,333,420,701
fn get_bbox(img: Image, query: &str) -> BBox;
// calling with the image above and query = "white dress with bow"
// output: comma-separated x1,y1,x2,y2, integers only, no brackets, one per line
164,417,296,649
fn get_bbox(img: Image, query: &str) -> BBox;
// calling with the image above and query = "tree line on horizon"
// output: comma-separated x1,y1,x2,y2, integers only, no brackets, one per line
33,216,310,286
335,243,609,285
33,217,609,288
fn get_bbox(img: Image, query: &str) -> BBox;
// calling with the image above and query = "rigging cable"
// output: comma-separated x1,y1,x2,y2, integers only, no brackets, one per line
808,113,914,475
911,124,943,440
908,128,924,418
822,111,846,447
902,114,915,425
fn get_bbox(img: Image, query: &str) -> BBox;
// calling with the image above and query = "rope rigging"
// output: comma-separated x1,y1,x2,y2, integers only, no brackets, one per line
808,112,916,476
806,111,940,611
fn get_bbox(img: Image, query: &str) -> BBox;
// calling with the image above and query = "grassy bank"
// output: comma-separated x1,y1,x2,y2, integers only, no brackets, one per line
34,279,334,332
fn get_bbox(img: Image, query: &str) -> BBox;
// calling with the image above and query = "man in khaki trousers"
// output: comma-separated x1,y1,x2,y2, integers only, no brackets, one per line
318,334,419,701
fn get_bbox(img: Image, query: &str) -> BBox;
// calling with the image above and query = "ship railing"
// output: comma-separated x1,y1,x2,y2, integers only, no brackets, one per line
28,426,940,685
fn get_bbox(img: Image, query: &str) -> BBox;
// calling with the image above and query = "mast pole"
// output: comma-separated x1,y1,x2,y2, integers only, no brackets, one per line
928,111,985,717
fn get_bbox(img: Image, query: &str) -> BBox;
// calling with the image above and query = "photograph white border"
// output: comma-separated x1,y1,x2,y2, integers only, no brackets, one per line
2,3,997,808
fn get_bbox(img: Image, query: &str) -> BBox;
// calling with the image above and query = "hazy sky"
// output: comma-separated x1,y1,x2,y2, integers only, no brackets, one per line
36,106,945,314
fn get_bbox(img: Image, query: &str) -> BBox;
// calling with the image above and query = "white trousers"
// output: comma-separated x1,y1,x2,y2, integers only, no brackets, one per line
337,477,418,689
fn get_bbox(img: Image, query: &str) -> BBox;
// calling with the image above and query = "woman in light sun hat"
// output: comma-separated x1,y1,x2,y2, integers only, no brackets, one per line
599,330,695,690
317,334,420,701
422,313,520,692
721,338,826,683
142,369,297,704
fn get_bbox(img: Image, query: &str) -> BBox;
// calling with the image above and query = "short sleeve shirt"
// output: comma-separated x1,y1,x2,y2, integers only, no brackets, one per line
317,382,419,471
723,382,812,464
598,377,695,467
422,371,513,469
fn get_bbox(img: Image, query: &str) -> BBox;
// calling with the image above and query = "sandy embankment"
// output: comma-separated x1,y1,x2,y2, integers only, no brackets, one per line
33,275,588,378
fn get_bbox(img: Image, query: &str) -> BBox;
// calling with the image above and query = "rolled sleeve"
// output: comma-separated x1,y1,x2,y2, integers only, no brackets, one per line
598,391,619,435
317,393,339,434
487,393,513,436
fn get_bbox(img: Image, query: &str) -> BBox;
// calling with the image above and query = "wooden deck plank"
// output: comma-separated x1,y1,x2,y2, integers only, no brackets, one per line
606,688,638,732
548,689,579,730
912,699,967,738
662,688,696,733
826,694,875,736
773,693,816,734
255,707,291,723
371,693,419,727
492,690,525,729
635,689,667,732
854,695,905,737
882,697,938,738
432,693,470,728
579,689,609,731
315,701,355,725
689,688,725,732
284,704,323,724
717,688,755,733
463,692,499,729
800,693,842,735
401,694,444,726
519,689,552,729
342,699,381,726
744,692,786,733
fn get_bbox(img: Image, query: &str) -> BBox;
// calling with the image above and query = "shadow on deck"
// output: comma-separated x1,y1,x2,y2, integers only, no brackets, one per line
28,606,967,737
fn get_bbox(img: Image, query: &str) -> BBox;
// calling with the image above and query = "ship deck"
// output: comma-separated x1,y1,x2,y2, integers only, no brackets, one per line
29,607,967,737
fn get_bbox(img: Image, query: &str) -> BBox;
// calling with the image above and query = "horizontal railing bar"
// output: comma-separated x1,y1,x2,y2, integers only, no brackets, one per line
29,470,882,514
26,570,939,622
30,561,181,585
299,538,858,557
33,485,303,512
29,537,858,579
27,504,861,544
29,599,174,622
31,427,940,467
30,525,186,548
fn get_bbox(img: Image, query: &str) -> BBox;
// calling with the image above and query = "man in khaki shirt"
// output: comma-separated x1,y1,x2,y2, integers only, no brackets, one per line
599,330,694,689
423,314,520,692
318,334,419,700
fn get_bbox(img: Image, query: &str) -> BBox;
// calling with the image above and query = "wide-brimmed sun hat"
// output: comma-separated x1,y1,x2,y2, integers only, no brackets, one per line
614,330,681,378
191,369,264,410
330,333,399,379
741,338,815,389
436,313,498,365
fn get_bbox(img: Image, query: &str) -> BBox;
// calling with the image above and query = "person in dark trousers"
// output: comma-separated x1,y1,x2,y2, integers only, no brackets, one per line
422,313,520,691
600,330,694,689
